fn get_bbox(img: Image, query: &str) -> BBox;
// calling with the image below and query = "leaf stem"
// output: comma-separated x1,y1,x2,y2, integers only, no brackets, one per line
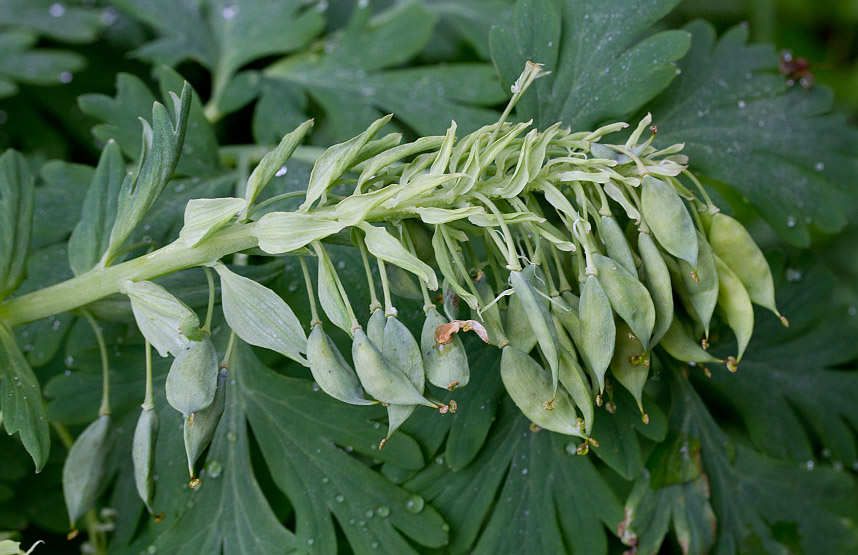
143,340,154,411
299,256,320,326
80,309,110,417
202,266,215,334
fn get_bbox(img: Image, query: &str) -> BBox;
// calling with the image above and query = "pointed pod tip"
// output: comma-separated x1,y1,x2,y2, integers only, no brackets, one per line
154,513,165,524
189,477,201,489
379,438,388,450
67,529,79,541
780,315,790,328
726,357,739,373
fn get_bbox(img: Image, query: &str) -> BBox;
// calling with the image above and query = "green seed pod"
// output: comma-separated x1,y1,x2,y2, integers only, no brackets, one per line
63,415,113,527
660,316,723,364
383,316,425,438
121,280,201,357
358,222,438,291
351,328,434,407
641,175,698,267
610,321,649,416
422,307,469,391
552,315,594,435
366,307,386,346
132,406,159,513
678,231,719,338
386,264,423,300
165,336,219,416
432,229,478,311
307,325,374,406
473,270,506,346
708,213,784,323
500,346,585,437
184,368,227,479
505,292,537,353
592,254,656,350
600,216,637,277
577,275,615,392
637,232,673,345
316,244,353,336
213,262,307,365
713,255,754,364
509,268,560,391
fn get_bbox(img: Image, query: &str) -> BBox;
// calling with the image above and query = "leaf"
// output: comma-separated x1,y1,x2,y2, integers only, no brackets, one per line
0,29,86,99
68,140,126,275
490,0,690,130
111,0,324,114
33,160,92,251
0,0,104,43
420,0,513,60
668,367,858,554
0,320,49,472
696,258,858,467
648,21,858,246
177,197,245,247
0,149,34,300
261,2,506,142
407,399,623,553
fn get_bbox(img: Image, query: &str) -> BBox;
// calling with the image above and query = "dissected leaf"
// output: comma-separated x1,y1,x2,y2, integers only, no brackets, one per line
0,29,86,99
0,149,34,300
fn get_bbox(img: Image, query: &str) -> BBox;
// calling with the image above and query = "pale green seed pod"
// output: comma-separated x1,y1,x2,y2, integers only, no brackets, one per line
383,316,425,439
641,175,698,267
359,222,438,290
505,292,537,353
214,262,307,365
592,253,656,350
678,231,719,338
165,336,219,416
366,307,386,348
63,415,112,527
500,346,585,437
307,325,374,406
577,275,615,392
600,215,637,277
442,282,460,322
708,213,784,323
121,280,201,357
473,271,506,346
660,317,723,364
509,268,560,390
552,315,594,435
422,307,469,391
132,407,159,513
610,321,649,416
184,368,227,479
713,255,754,365
637,232,673,345
351,328,434,407
386,265,423,300
315,244,353,336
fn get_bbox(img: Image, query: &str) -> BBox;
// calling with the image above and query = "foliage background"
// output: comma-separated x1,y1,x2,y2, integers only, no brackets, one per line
1,0,857,553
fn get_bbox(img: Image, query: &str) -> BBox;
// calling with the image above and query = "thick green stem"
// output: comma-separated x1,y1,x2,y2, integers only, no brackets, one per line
0,224,257,327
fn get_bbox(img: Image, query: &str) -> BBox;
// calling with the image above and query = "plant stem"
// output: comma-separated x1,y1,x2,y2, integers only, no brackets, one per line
143,340,154,411
299,256,320,326
80,309,110,417
202,266,215,334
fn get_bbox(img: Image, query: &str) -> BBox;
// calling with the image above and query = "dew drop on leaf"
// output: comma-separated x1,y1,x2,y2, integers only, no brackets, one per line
376,505,390,518
335,494,344,503
405,494,424,514
205,460,222,478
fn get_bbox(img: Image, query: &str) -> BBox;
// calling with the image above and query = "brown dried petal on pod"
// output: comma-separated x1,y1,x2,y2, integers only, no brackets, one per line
435,320,490,346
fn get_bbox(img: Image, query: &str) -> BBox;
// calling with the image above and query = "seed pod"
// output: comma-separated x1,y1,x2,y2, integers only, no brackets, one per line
442,282,460,321
637,232,673,345
500,346,585,437
708,213,783,322
713,255,754,363
592,253,656,350
422,306,469,391
366,307,385,346
165,336,219,416
510,267,560,392
352,328,434,407
473,270,506,346
505,292,537,353
552,315,594,434
214,262,307,365
121,280,201,357
184,368,227,479
600,216,637,277
315,244,353,336
660,316,723,364
307,325,374,405
432,228,477,311
132,407,159,513
641,175,698,267
610,321,649,415
63,415,113,527
678,231,719,338
577,275,615,392
359,222,438,290
383,316,425,438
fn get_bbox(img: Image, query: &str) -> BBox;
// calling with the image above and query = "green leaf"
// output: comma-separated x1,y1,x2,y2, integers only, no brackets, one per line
111,0,324,114
0,29,86,99
0,320,49,472
261,2,505,142
33,160,92,251
68,141,126,275
490,0,690,130
0,149,34,300
648,21,858,246
0,0,104,43
420,0,513,60
698,259,858,467
407,400,623,553
668,366,858,554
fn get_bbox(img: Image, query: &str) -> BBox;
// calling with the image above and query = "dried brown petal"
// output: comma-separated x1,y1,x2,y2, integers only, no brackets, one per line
435,320,490,345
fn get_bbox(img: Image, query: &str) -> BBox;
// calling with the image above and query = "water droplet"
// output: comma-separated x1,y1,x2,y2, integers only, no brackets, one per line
221,6,238,19
833,461,844,472
372,422,380,430
364,509,373,518
786,268,802,282
376,505,390,518
100,8,117,25
226,430,237,442
822,448,832,458
371,542,379,549
521,468,528,475
786,216,796,228
806,460,815,470
321,476,329,484
358,0,369,8
405,494,424,513
307,538,314,546
441,523,450,533
335,494,345,503
275,165,288,177
435,456,444,465
815,162,825,171
737,100,746,108
205,460,222,478
146,545,158,554
50,3,66,17
59,72,73,83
